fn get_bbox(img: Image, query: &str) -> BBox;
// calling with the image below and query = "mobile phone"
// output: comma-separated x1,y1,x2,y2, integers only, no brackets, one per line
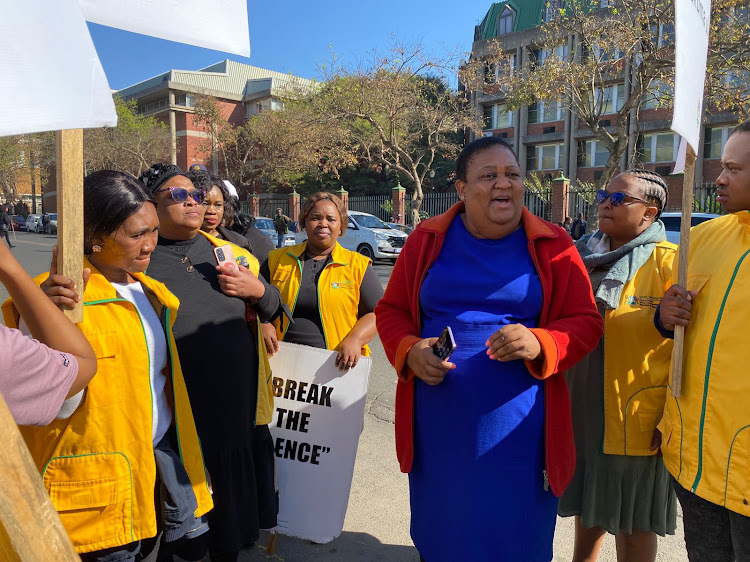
213,244,237,270
433,326,456,361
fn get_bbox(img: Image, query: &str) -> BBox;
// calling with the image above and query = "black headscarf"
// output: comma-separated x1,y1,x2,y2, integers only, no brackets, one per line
139,163,188,194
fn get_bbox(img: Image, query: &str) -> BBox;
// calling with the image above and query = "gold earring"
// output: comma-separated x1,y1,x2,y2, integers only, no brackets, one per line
92,244,102,253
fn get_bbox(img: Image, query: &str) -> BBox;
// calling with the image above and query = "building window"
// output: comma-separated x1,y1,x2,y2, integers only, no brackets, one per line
529,99,563,123
498,7,514,35
704,126,731,159
642,80,673,110
595,83,625,115
580,140,609,167
527,143,563,171
534,44,568,68
599,0,614,7
139,98,169,114
639,132,678,163
651,22,675,48
482,104,513,130
174,93,195,108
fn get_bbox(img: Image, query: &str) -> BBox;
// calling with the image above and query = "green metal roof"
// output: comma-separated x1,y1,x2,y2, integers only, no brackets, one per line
478,0,546,39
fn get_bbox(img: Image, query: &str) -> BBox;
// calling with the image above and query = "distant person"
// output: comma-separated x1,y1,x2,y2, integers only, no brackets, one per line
571,212,587,240
1,204,13,247
0,239,96,426
563,215,573,235
273,207,291,248
42,212,50,234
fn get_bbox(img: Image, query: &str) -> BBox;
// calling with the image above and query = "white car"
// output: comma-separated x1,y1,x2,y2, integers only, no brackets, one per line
660,212,720,245
26,214,43,233
295,210,407,262
254,216,296,247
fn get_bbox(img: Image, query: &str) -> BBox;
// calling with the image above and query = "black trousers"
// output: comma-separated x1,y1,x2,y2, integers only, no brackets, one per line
674,479,750,562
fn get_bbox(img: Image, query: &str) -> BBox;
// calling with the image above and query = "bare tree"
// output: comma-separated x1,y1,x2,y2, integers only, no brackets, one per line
314,41,480,224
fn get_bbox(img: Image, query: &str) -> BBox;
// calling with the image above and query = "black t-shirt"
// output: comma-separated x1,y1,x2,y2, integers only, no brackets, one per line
147,234,281,450
260,252,384,349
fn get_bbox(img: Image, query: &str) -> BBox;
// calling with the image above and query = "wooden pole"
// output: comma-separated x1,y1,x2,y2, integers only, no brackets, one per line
670,144,697,397
55,130,84,324
0,393,80,561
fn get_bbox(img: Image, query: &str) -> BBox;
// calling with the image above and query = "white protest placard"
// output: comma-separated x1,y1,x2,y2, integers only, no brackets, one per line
79,0,250,58
268,342,371,543
671,0,712,154
1,1,117,137
0,0,250,137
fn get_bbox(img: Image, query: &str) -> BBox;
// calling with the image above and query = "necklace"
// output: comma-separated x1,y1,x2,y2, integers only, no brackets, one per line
162,236,203,273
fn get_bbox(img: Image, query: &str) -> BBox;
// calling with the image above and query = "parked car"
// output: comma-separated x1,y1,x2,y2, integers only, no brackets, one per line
295,210,408,262
660,212,720,245
10,215,27,231
43,213,58,234
26,214,42,233
254,216,296,247
386,222,414,235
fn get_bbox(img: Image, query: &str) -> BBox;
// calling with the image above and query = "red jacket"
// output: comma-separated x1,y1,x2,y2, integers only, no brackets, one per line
375,204,602,496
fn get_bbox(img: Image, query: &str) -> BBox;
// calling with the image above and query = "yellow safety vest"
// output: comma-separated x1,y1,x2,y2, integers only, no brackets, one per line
267,241,371,356
1,260,213,554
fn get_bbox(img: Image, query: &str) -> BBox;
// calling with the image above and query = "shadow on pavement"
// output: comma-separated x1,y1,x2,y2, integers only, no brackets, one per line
240,530,419,561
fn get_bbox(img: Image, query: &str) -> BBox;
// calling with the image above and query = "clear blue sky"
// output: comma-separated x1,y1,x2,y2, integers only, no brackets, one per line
88,1,495,90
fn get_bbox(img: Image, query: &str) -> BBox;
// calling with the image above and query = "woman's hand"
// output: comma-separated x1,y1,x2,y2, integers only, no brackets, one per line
216,264,265,301
335,336,363,372
261,322,279,357
659,284,697,331
40,247,90,310
405,337,456,385
486,324,542,362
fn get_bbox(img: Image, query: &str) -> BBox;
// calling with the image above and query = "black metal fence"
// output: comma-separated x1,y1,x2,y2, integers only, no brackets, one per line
524,188,552,221
419,192,460,219
693,182,724,214
349,195,391,221
567,183,598,222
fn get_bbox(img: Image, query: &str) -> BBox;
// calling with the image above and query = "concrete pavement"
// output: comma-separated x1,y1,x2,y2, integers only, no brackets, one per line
241,335,689,562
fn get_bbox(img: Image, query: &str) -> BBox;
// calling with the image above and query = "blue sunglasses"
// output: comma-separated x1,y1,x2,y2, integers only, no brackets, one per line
596,189,650,207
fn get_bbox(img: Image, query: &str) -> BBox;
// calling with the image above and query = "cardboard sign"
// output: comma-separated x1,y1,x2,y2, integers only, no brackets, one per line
268,342,371,543
671,0,712,153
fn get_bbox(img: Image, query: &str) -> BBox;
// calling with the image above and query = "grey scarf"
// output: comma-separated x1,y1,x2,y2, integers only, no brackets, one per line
575,220,666,310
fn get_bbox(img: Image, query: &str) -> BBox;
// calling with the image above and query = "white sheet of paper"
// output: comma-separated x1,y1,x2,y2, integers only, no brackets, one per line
671,0,712,151
268,342,371,543
0,0,116,137
79,0,250,58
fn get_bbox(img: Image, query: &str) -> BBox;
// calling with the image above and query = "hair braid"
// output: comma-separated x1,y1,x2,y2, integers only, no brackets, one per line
622,168,669,218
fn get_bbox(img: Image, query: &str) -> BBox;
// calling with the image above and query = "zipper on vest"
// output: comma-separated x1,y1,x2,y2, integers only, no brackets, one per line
543,469,549,491
691,248,750,493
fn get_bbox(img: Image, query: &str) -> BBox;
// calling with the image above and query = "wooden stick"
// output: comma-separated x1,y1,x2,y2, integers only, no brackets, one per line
0,393,80,561
55,130,84,324
266,531,278,554
670,144,697,397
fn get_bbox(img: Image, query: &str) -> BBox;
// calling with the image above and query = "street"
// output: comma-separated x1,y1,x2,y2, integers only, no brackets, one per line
2,238,688,562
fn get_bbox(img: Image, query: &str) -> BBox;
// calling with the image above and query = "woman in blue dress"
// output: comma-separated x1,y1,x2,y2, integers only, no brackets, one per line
376,137,603,561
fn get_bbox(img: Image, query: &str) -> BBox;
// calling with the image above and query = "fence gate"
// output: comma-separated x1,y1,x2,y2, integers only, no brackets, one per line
258,198,289,218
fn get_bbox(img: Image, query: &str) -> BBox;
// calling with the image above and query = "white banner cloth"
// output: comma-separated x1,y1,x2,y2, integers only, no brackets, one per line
79,0,250,58
0,1,116,136
671,0,712,152
268,342,371,543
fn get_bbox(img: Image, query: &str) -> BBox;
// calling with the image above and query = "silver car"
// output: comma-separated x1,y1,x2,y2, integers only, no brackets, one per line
254,216,295,247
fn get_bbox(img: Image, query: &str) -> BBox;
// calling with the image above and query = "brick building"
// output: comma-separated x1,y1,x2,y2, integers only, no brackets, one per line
466,1,740,220
117,59,315,180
